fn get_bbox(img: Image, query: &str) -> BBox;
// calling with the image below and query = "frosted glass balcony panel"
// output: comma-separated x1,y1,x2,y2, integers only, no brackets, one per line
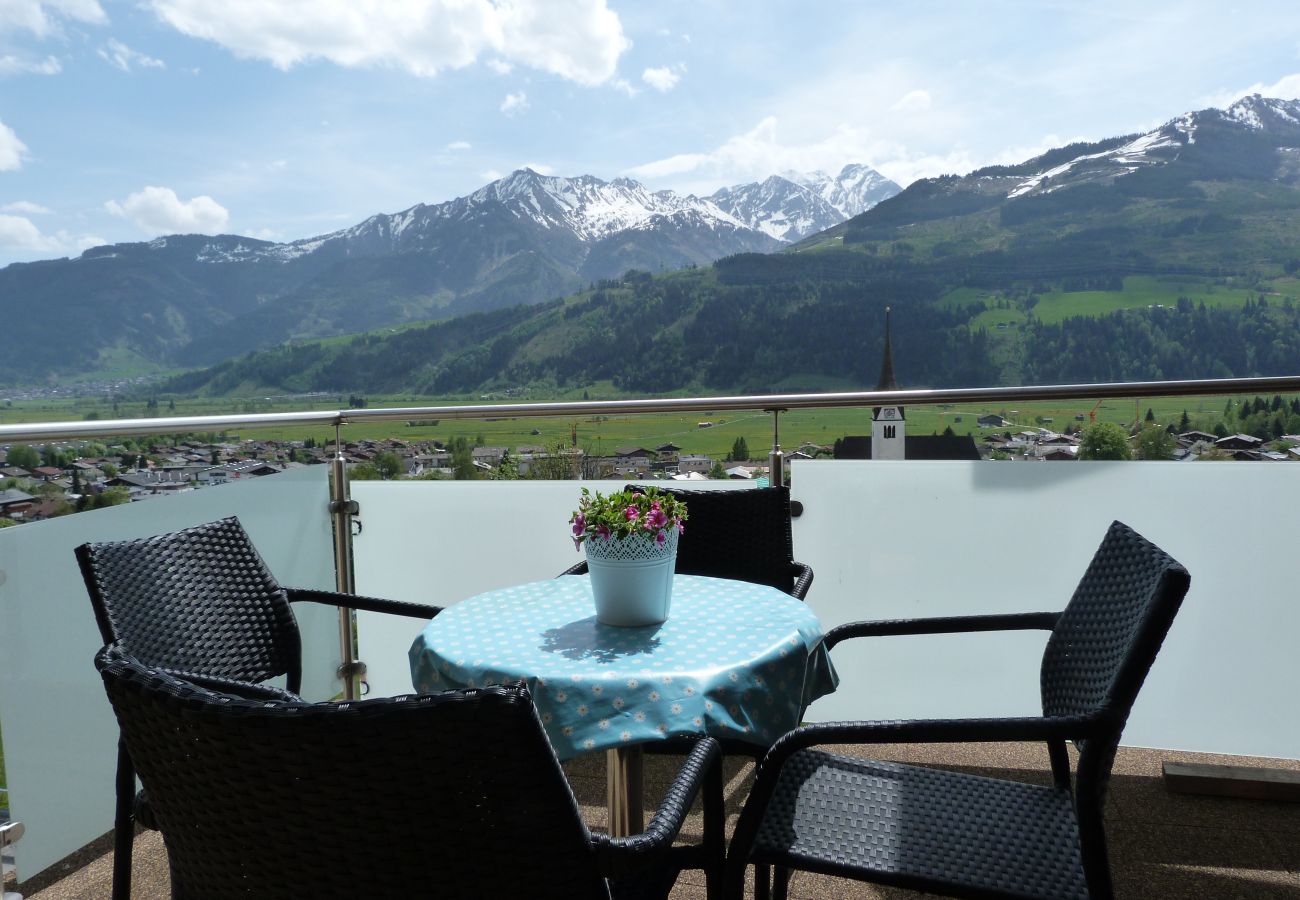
0,467,336,880
790,459,1298,760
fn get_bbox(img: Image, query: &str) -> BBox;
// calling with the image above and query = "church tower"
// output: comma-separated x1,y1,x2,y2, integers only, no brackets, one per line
871,307,906,459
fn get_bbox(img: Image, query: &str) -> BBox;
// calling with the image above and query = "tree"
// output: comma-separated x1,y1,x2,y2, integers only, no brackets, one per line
728,437,750,462
708,460,727,479
1144,407,1155,423
348,462,381,481
492,450,520,480
374,451,404,480
81,487,130,510
1134,424,1176,460
6,444,39,469
1079,422,1132,460
0,517,17,528
1179,409,1190,432
450,436,477,480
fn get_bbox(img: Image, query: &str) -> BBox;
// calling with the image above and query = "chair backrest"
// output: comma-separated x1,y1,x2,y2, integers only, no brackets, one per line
76,517,302,691
96,646,611,900
629,485,797,593
1040,520,1190,784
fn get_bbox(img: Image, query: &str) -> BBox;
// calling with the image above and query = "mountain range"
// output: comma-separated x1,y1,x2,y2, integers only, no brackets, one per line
0,165,897,383
163,94,1300,399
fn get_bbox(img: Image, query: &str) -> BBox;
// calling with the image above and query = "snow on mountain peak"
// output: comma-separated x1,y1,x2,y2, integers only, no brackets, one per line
712,165,900,241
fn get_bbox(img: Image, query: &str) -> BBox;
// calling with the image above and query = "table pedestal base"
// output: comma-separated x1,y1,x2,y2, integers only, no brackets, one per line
606,745,645,837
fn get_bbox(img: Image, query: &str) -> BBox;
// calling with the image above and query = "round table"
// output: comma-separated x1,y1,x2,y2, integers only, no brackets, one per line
409,574,839,834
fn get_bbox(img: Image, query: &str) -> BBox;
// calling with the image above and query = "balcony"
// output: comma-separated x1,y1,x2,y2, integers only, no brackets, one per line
2,378,1299,898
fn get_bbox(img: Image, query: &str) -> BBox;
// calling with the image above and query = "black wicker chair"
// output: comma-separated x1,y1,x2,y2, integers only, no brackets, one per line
95,645,724,900
561,485,813,600
76,516,444,900
724,520,1191,900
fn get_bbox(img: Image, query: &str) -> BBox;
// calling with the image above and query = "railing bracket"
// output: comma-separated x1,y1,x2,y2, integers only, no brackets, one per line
329,499,359,516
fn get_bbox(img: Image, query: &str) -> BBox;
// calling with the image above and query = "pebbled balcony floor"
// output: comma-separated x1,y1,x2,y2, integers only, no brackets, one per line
20,742,1300,899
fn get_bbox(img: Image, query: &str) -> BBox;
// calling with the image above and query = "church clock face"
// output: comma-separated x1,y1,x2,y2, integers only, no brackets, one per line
883,408,897,419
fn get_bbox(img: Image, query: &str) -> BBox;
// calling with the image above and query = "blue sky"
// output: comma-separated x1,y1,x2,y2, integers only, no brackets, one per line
1,0,1299,267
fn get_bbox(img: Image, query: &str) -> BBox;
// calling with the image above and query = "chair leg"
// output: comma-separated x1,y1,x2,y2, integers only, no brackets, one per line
703,755,724,900
754,864,771,900
772,865,790,900
112,740,135,900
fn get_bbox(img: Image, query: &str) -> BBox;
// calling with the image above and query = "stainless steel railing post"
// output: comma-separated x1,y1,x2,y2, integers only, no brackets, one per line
767,408,786,487
328,423,361,701
1,819,24,896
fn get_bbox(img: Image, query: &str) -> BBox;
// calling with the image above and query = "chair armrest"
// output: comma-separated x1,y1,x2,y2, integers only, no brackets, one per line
789,562,813,601
824,611,1060,650
158,668,301,702
590,735,722,877
285,587,443,620
559,560,588,577
761,713,1105,771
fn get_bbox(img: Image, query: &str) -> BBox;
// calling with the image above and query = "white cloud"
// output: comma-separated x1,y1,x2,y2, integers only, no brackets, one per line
146,0,628,85
521,161,553,175
0,0,106,38
891,89,931,112
500,91,528,115
1201,72,1300,109
105,185,230,235
0,214,62,251
480,168,502,181
642,64,682,92
1,200,51,214
0,54,61,76
98,38,166,72
611,77,638,97
486,58,512,75
247,227,281,241
445,140,472,151
0,120,28,171
0,213,98,254
627,115,980,192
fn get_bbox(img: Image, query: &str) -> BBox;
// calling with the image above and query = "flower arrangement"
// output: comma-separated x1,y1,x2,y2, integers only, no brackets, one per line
570,486,688,549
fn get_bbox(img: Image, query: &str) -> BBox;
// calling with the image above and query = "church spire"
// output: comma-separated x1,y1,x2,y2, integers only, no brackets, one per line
876,306,898,391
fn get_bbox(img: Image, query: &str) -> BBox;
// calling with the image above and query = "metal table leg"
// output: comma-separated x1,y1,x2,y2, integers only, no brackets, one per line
607,745,645,837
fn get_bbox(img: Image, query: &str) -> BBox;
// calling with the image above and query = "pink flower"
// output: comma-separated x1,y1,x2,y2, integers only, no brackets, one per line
655,529,667,545
676,519,685,534
596,524,612,540
624,505,640,522
646,503,668,529
571,514,585,538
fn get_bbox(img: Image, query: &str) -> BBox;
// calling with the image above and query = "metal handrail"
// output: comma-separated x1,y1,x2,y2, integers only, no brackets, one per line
3,374,1299,444
6,372,1297,700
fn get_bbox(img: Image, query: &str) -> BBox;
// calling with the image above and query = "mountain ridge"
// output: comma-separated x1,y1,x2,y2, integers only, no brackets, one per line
0,164,896,384
160,95,1300,399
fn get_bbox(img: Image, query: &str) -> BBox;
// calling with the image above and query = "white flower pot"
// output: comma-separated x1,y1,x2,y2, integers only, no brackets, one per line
584,529,678,626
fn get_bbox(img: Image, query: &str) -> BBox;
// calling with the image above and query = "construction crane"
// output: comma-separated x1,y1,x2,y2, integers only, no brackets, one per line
1088,399,1103,423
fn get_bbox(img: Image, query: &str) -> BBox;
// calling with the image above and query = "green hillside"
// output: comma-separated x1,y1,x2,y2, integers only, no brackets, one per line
162,97,1300,398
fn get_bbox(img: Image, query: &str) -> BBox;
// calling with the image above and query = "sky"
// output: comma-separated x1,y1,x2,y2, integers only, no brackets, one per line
2,0,1300,267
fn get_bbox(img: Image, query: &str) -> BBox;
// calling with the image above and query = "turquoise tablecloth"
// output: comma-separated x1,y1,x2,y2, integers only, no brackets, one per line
409,574,839,760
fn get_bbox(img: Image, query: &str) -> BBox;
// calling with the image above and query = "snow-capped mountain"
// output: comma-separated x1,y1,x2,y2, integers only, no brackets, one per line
247,168,765,265
792,164,902,218
999,94,1300,200
711,164,900,242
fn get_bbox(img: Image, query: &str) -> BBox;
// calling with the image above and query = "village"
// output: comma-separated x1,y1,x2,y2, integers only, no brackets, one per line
1,418,1297,526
